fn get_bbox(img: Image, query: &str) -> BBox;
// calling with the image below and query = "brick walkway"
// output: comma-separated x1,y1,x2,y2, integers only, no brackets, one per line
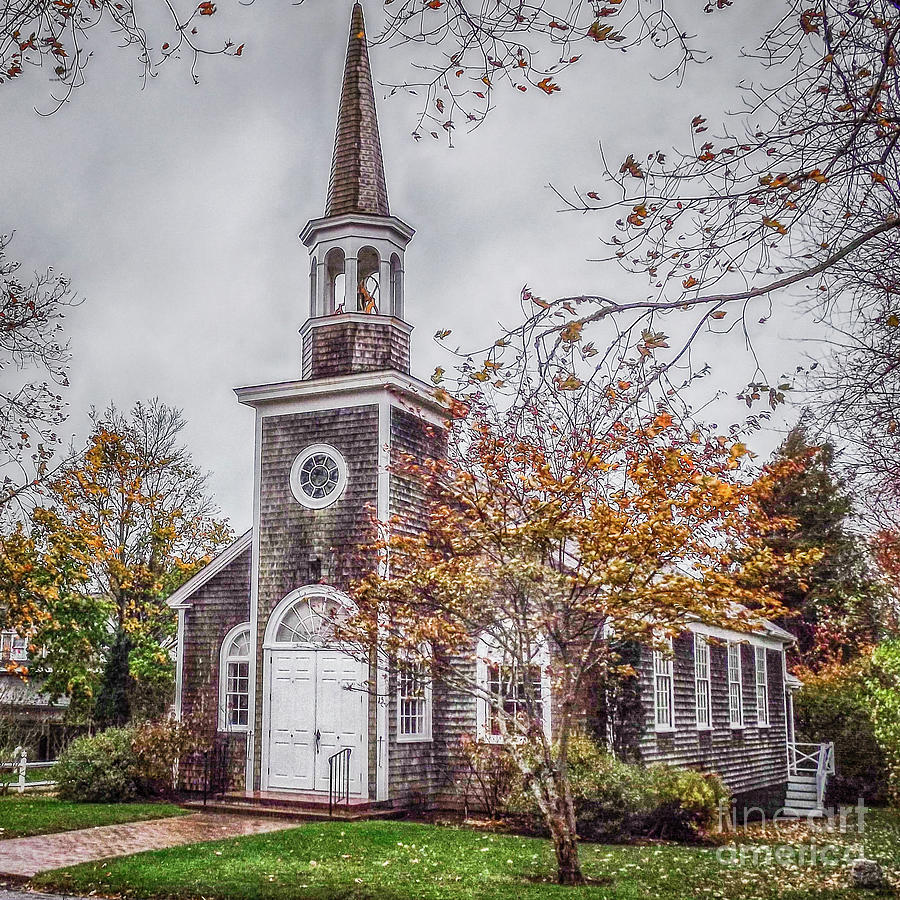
0,890,91,900
0,813,294,878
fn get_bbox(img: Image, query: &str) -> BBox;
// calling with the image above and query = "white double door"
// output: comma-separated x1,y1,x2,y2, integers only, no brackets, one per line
266,648,365,795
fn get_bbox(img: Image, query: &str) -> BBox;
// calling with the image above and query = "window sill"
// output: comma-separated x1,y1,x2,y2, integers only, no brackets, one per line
757,722,770,729
396,733,432,744
696,725,713,732
729,724,745,731
218,726,250,734
654,725,676,734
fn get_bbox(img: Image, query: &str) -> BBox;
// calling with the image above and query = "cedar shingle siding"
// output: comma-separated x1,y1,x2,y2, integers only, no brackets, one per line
325,3,389,217
302,319,410,379
178,544,251,790
638,632,788,795
252,405,380,791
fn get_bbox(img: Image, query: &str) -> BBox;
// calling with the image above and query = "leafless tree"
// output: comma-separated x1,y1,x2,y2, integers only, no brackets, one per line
0,233,78,525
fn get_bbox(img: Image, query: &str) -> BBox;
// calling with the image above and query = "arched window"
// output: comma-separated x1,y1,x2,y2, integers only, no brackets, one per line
325,248,346,313
264,585,356,649
309,256,318,318
390,254,403,318
219,623,251,732
357,246,380,312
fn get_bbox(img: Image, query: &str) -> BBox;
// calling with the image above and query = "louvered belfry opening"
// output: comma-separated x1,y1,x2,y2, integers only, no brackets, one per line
326,2,390,218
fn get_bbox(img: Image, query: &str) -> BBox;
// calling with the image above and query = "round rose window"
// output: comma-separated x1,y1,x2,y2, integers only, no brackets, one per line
290,444,348,509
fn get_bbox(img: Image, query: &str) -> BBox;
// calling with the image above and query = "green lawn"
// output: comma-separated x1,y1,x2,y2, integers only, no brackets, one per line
35,809,900,900
0,794,188,839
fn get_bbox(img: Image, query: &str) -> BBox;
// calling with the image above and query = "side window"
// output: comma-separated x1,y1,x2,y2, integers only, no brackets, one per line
219,624,251,732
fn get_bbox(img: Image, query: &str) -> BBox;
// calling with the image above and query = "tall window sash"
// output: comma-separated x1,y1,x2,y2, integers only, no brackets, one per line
694,633,711,728
727,642,743,727
653,639,675,730
755,645,769,726
219,626,250,731
398,661,431,741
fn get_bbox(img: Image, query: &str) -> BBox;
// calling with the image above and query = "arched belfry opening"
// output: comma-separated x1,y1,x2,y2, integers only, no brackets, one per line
357,247,380,312
325,248,346,313
390,253,403,318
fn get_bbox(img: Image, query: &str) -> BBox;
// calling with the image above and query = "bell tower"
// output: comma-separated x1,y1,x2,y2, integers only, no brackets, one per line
299,2,415,380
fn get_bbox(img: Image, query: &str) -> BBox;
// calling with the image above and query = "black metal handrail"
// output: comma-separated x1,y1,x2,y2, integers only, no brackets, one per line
328,747,351,816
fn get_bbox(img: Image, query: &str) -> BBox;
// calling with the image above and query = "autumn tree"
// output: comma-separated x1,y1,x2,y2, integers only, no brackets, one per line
1,399,231,723
342,322,813,885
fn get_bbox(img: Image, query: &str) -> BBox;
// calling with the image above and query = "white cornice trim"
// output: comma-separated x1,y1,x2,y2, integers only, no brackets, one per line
299,313,413,340
234,370,449,418
166,530,253,609
299,213,415,247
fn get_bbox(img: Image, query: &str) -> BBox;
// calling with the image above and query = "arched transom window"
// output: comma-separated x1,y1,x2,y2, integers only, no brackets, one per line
266,587,356,649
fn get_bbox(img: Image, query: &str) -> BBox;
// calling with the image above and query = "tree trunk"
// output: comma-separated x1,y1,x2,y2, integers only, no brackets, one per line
548,808,585,886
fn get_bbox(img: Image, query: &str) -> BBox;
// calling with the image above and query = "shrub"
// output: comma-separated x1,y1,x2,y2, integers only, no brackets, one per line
795,657,889,804
55,727,139,802
641,765,729,840
866,640,900,806
132,715,214,797
506,731,727,842
458,733,518,819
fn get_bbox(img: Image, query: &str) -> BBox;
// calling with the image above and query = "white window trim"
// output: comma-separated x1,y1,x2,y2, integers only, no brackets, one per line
218,622,251,733
289,443,348,510
694,633,712,731
475,637,552,744
396,654,433,744
727,641,744,729
653,638,676,733
755,645,770,728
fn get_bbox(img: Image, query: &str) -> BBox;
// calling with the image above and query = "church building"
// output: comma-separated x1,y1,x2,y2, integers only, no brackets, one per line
169,3,831,818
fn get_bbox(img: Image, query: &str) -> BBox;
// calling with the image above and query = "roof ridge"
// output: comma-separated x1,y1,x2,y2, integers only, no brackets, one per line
325,2,390,218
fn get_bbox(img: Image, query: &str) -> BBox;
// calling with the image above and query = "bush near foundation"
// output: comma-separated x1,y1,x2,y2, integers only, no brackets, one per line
504,732,728,842
55,727,139,802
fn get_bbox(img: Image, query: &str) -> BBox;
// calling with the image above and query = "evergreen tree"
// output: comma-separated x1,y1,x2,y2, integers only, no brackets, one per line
763,425,884,665
94,630,132,728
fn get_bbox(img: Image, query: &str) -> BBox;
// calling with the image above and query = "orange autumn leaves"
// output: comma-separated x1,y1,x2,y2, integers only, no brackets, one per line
348,396,814,662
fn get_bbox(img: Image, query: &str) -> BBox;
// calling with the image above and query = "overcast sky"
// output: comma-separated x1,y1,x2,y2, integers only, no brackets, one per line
2,1,816,531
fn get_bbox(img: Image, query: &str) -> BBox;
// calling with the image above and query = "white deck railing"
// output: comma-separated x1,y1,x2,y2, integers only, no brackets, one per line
788,741,835,808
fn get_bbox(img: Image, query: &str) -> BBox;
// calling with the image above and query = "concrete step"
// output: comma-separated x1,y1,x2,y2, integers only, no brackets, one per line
182,799,404,822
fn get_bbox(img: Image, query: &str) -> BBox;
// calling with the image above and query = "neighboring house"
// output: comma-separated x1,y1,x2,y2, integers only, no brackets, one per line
0,632,70,761
171,3,831,817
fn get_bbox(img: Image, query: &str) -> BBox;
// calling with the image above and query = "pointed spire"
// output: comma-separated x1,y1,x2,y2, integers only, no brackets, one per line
325,3,390,218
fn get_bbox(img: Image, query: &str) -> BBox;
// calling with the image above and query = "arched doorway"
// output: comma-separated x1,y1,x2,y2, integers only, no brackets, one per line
261,586,367,796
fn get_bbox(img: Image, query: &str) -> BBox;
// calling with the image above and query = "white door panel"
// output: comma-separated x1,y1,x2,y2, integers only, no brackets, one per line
314,651,365,794
267,651,316,791
265,648,364,796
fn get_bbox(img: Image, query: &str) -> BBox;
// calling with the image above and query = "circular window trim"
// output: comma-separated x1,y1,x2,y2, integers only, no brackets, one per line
290,443,348,509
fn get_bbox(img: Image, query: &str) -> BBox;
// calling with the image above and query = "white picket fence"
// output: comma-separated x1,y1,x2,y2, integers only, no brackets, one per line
0,749,57,793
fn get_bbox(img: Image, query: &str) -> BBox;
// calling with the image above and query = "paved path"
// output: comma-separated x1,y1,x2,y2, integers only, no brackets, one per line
0,813,295,878
0,890,92,900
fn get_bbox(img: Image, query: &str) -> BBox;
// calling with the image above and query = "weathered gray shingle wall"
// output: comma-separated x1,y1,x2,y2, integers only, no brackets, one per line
302,320,410,379
252,405,380,790
179,545,252,790
638,632,789,794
